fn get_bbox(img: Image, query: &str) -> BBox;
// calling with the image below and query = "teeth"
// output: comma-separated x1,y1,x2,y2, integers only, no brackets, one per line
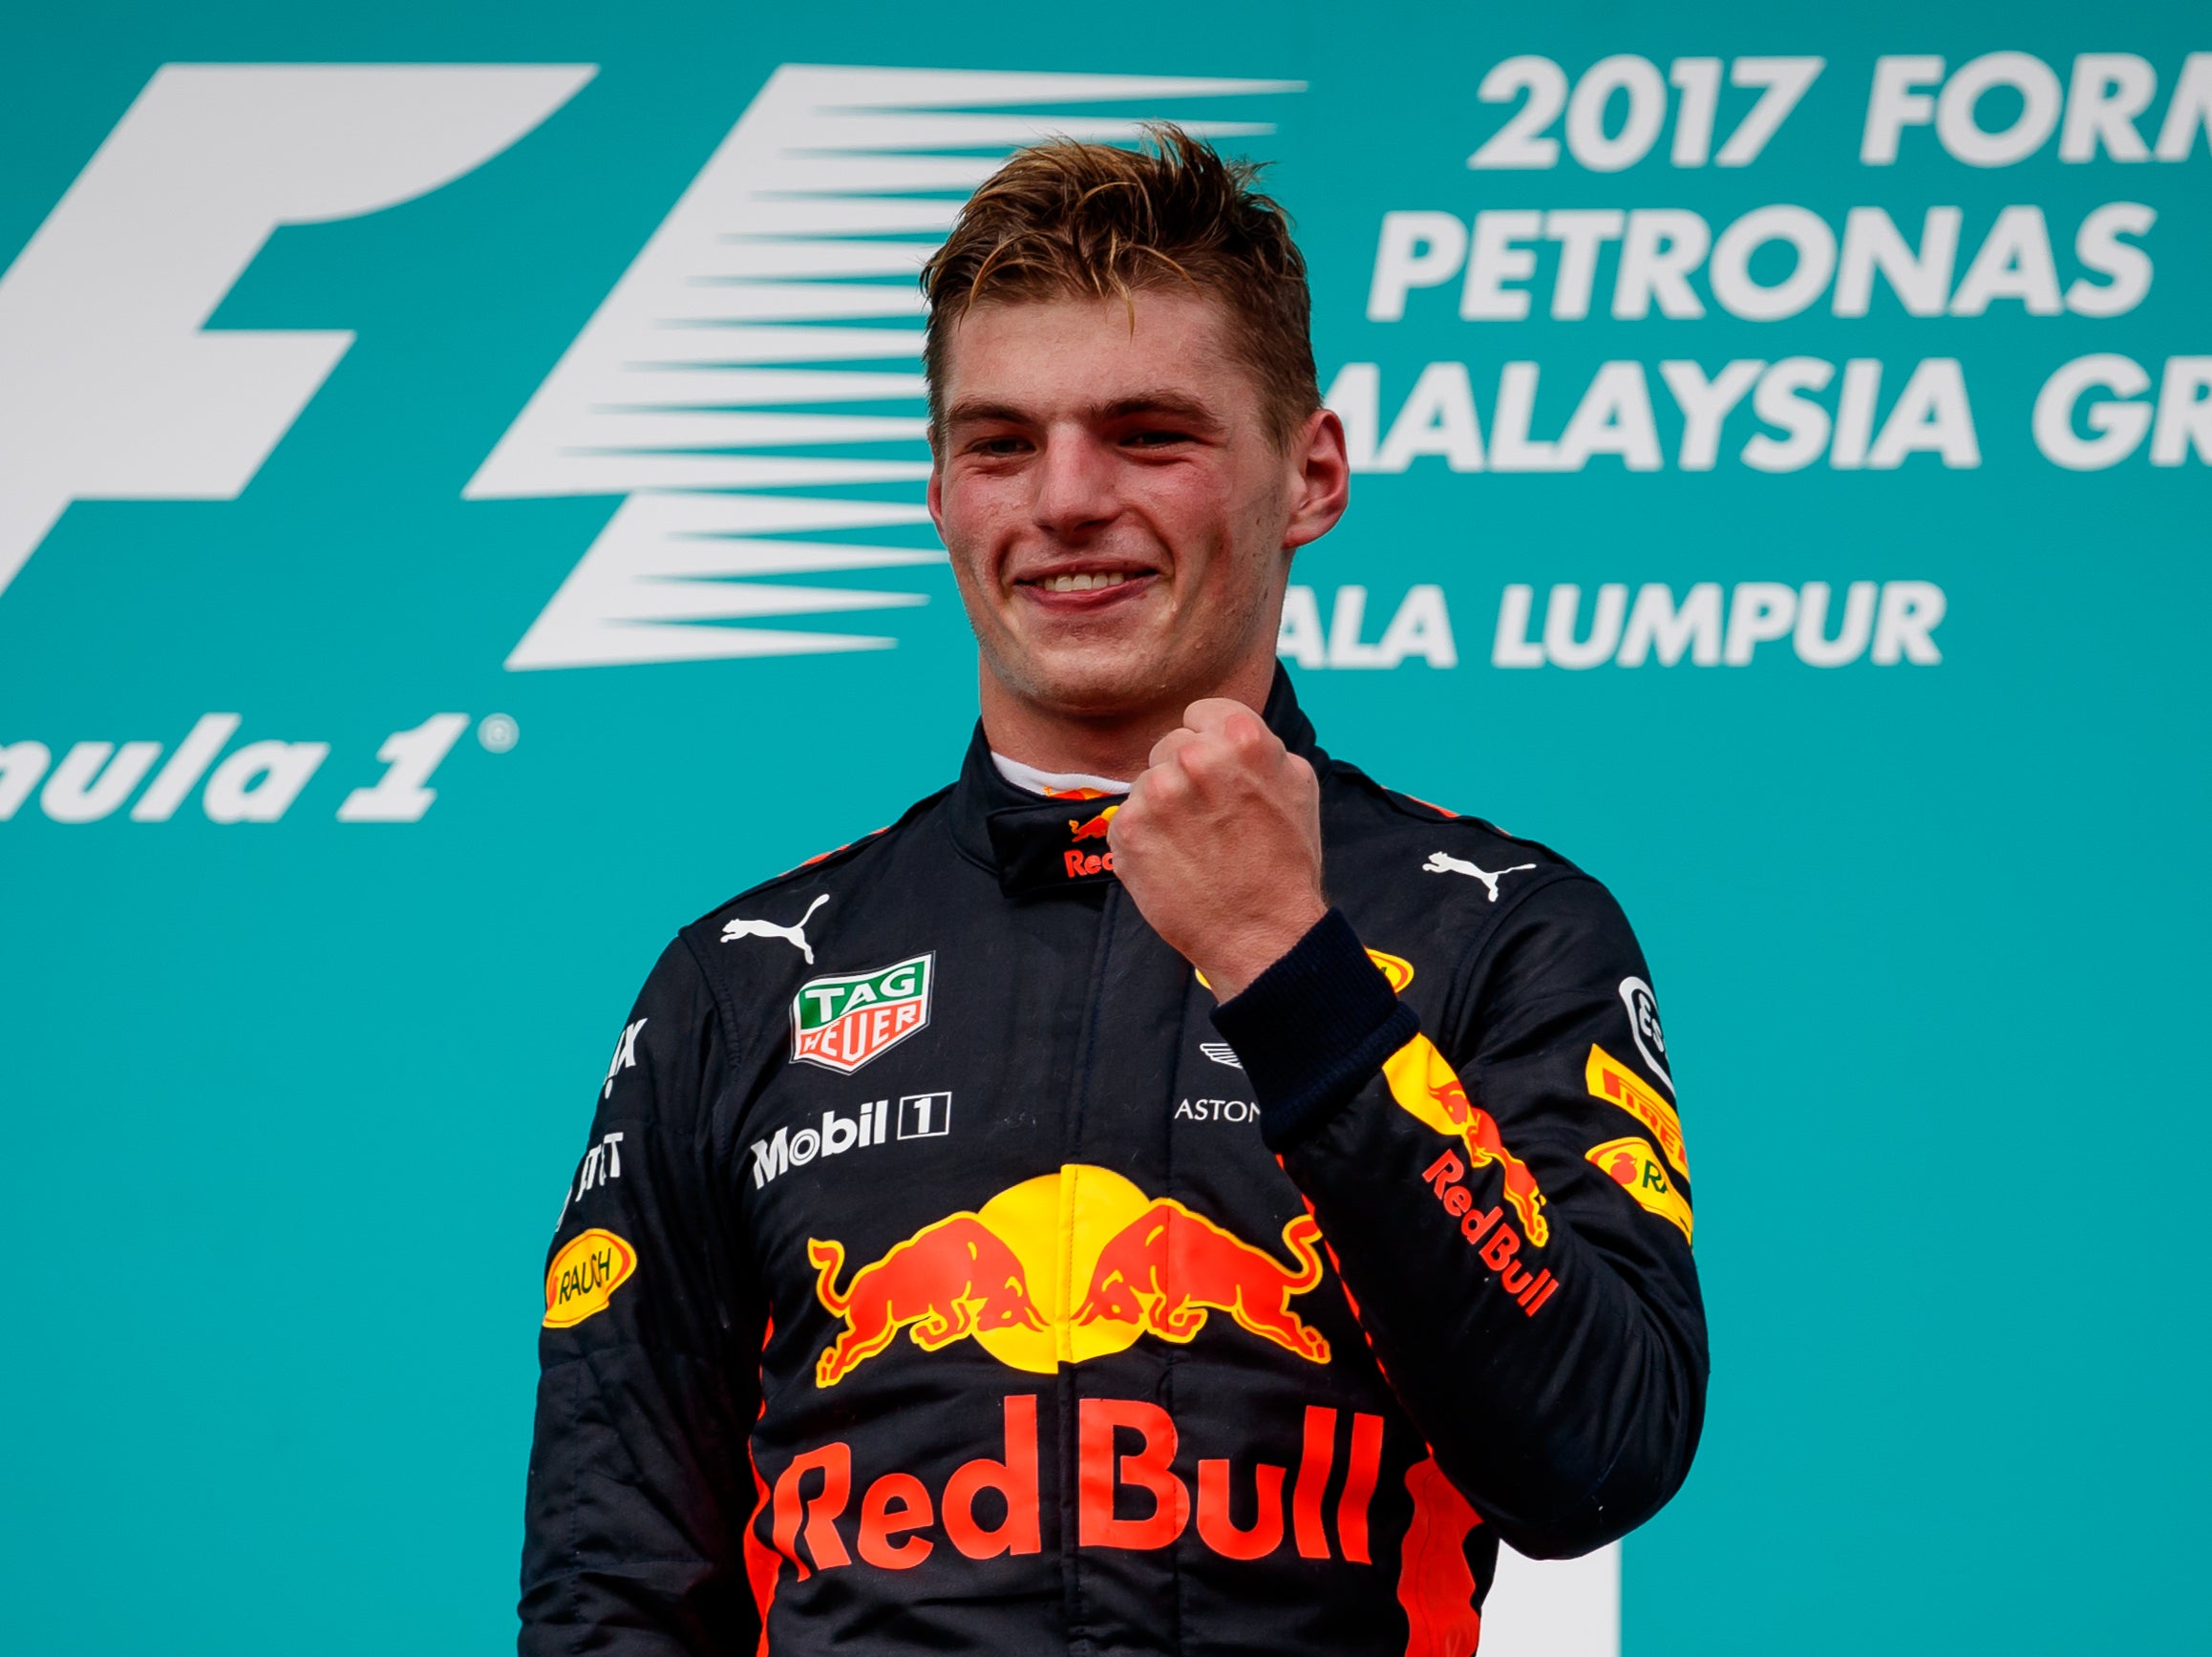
1044,572,1130,593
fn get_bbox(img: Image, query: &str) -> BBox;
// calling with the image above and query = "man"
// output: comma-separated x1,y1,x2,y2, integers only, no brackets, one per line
521,130,1705,1656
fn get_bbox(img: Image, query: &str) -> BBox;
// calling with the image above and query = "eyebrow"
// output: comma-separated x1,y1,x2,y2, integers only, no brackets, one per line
942,391,1226,432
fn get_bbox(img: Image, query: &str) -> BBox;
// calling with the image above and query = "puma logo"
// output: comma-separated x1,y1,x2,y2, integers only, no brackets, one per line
1422,850,1536,903
720,893,829,963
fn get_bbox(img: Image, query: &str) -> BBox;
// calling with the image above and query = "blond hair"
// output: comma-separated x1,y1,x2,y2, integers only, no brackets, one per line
921,125,1319,444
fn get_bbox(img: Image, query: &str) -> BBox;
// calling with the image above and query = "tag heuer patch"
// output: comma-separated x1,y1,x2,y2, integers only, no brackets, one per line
791,954,933,1073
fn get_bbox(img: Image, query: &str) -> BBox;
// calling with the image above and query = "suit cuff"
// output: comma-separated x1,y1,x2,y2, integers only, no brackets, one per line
1210,907,1419,1153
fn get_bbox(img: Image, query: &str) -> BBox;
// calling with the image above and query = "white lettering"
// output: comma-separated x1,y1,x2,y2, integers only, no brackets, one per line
2033,353,2153,470
1793,582,1878,668
1834,207,1960,318
1613,209,1709,319
1368,213,1466,321
1866,359,1979,469
1659,359,1762,470
1492,584,1546,669
2153,53,2212,160
1375,361,1484,473
2066,202,2156,317
1741,357,1834,473
0,741,50,820
1564,55,1667,173
1725,583,1797,666
2152,357,2212,466
1862,55,1944,164
41,740,161,823
1872,583,1946,666
2062,54,2156,162
1948,206,2063,315
1543,584,1627,669
1461,211,1541,320
1556,362,1663,471
1543,209,1626,319
131,713,240,822
1710,204,1836,321
1937,53,2063,166
337,712,467,823
1618,584,1723,668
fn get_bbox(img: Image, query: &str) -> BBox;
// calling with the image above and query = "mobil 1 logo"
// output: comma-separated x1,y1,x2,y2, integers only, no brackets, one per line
897,1092,952,1138
751,1093,954,1189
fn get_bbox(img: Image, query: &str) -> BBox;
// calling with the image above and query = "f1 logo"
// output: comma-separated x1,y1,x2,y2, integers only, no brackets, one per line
0,62,592,602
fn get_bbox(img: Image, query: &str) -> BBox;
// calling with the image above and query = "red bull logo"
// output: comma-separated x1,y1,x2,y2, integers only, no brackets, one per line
758,1394,1387,1584
1067,805,1118,840
806,1165,1330,1385
1421,1149,1561,1318
1074,1201,1329,1363
1381,1032,1549,1247
1063,805,1119,877
807,1216,1047,1387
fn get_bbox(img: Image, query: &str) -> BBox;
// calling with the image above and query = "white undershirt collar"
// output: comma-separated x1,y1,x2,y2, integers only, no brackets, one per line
991,753,1132,797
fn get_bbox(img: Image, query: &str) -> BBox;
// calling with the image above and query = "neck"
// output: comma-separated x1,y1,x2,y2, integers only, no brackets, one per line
979,652,1278,781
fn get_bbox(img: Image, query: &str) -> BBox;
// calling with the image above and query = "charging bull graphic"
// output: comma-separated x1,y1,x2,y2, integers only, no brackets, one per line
1068,805,1117,840
1074,1201,1330,1363
808,1167,1332,1385
808,1215,1047,1387
1382,1031,1550,1247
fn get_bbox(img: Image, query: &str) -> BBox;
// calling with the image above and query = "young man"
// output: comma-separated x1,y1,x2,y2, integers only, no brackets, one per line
521,131,1705,1656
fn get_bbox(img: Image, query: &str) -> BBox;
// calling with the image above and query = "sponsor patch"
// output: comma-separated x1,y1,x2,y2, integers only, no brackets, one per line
1419,1149,1560,1316
1420,849,1536,902
1586,1137,1694,1245
1585,1045,1690,1177
805,1165,1329,1386
602,1018,646,1099
1617,975,1673,1094
722,893,829,963
543,1227,637,1328
1384,1034,1548,1245
791,954,932,1073
1365,947,1414,991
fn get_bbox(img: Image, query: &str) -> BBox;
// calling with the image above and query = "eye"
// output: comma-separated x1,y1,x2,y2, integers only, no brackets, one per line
966,434,1030,458
1124,428,1193,449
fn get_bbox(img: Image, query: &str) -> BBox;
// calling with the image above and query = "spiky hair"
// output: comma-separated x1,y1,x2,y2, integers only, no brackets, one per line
920,125,1319,445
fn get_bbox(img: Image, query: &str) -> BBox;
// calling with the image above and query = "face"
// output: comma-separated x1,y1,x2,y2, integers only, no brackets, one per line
927,290,1348,725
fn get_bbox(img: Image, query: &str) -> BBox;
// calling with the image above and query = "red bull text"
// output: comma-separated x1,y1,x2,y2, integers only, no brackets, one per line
1421,1150,1561,1317
762,1395,1386,1578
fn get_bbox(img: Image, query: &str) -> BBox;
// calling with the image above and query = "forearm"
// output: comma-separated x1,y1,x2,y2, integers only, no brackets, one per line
1214,906,1706,1555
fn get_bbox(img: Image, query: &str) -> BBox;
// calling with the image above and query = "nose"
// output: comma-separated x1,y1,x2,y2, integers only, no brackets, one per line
1030,424,1118,541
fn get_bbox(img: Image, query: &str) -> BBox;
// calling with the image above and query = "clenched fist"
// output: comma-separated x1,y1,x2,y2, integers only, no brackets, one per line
1108,700,1328,1000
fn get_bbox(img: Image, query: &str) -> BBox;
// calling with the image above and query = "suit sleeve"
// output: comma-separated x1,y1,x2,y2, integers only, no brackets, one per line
1211,891,1708,1558
520,937,766,1655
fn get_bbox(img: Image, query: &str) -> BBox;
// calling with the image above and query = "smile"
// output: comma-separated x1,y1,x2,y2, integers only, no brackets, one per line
1042,572,1130,593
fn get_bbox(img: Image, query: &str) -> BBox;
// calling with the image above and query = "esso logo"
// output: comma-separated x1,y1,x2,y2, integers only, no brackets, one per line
1618,976,1673,1095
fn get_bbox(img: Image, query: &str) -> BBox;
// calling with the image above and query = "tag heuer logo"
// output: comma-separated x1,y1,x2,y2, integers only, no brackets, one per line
791,954,933,1073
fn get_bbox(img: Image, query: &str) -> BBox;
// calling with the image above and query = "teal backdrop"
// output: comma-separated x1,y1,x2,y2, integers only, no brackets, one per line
3,2,2206,1652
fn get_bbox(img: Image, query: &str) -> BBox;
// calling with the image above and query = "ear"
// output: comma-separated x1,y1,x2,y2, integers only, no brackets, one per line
926,445,946,535
1282,407,1351,553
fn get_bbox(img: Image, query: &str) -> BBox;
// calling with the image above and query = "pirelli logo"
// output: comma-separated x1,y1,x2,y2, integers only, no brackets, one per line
1585,1045,1689,1178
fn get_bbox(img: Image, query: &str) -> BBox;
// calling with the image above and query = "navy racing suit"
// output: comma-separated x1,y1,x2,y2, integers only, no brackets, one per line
521,669,1707,1655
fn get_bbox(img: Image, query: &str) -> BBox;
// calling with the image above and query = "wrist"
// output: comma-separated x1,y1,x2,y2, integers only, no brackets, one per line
1211,907,1421,1152
1193,892,1329,1002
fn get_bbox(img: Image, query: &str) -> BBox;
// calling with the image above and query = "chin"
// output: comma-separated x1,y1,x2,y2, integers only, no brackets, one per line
1003,647,1179,718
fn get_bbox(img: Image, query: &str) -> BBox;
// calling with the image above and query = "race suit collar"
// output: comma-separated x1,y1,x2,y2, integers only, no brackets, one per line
951,665,1325,895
